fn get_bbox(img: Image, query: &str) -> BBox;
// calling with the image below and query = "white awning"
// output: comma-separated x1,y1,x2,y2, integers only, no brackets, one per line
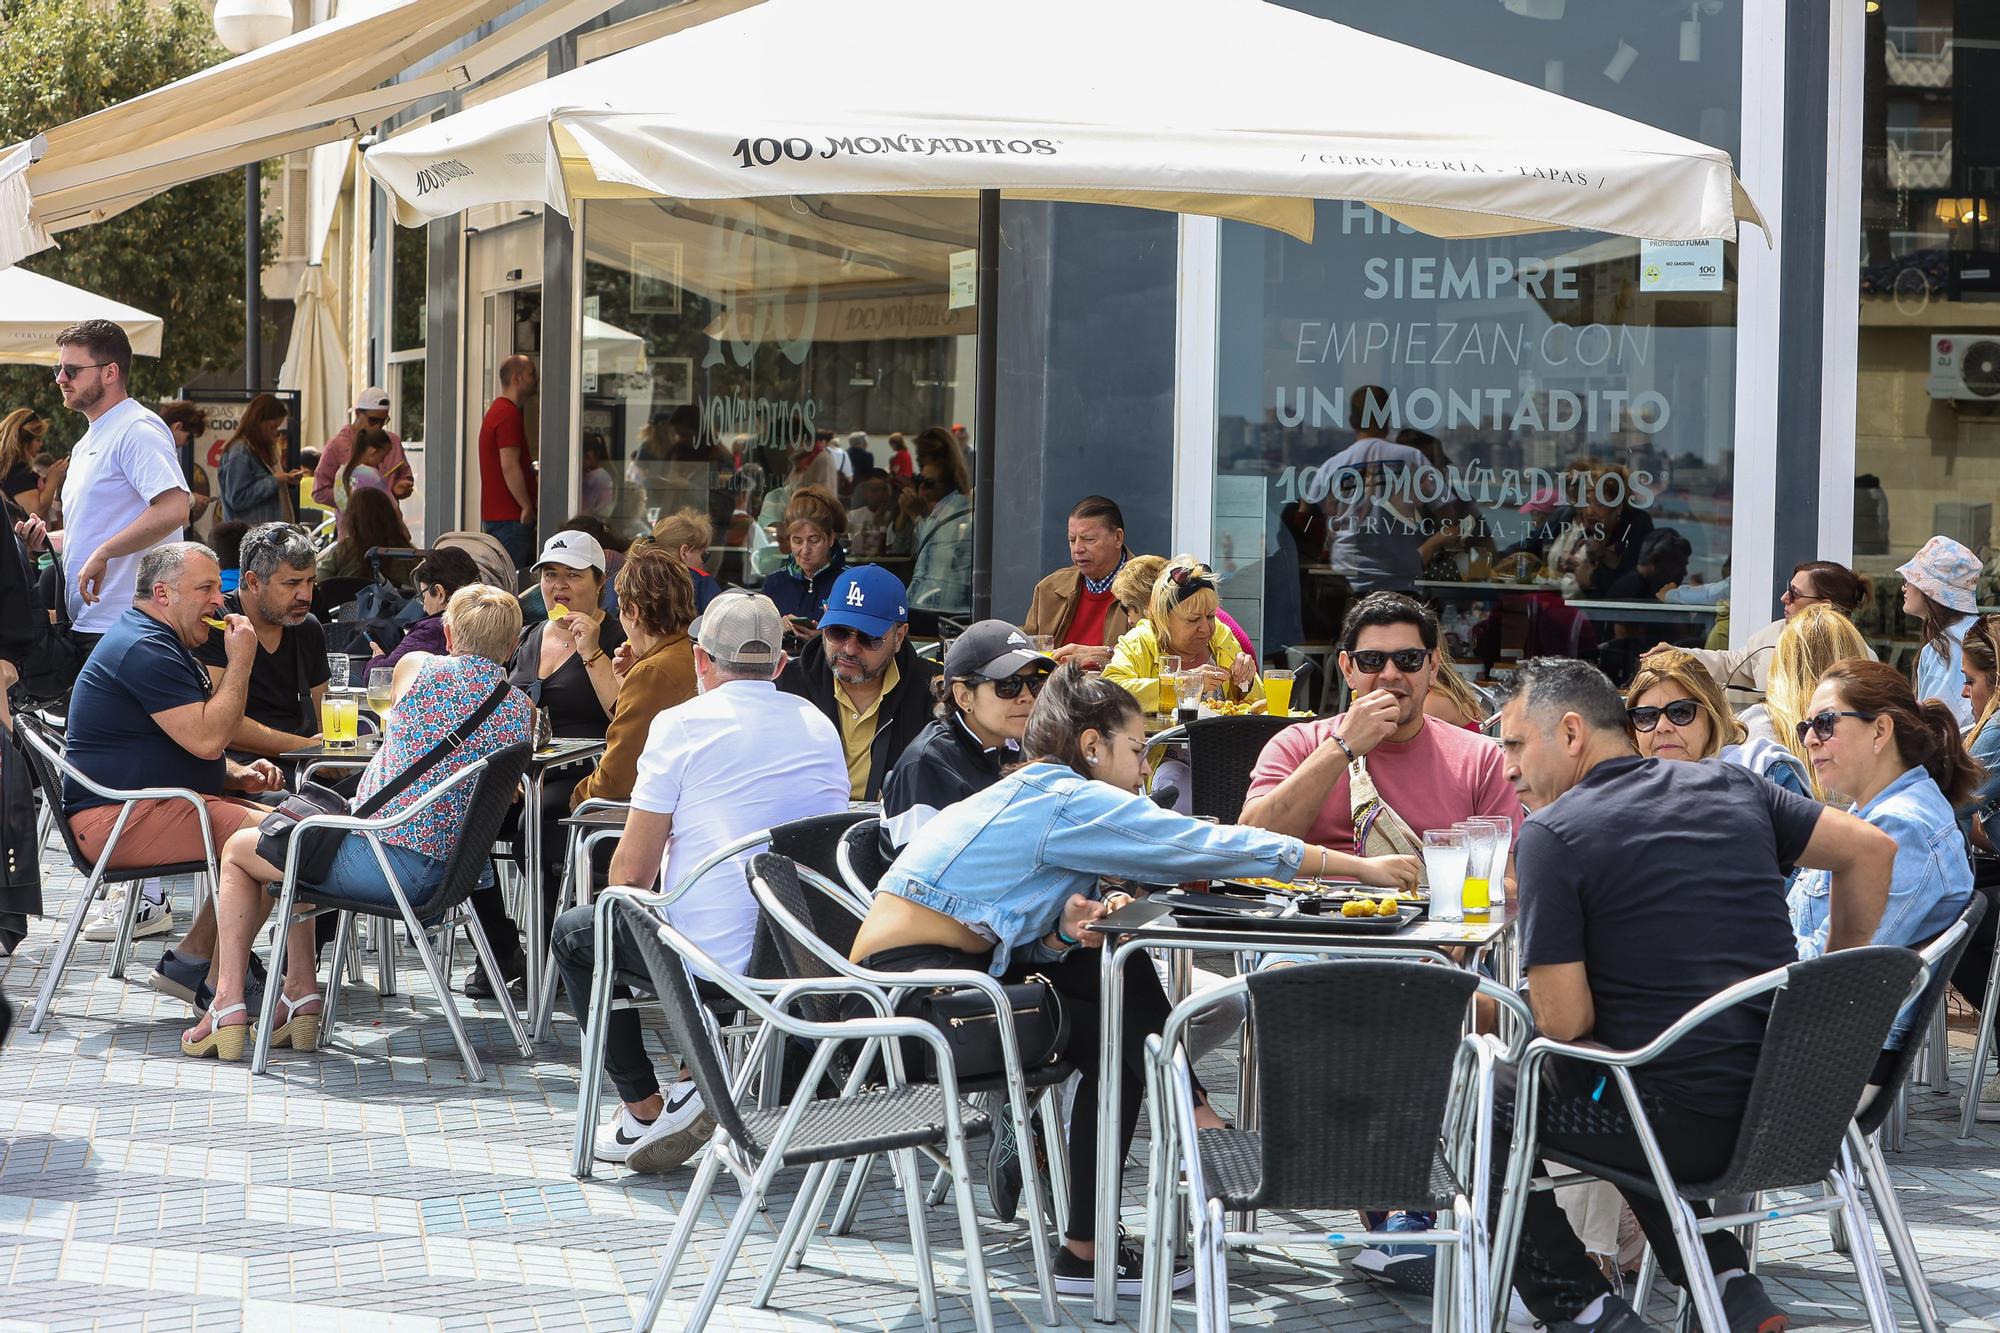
0,0,644,268
364,0,1767,246
0,266,163,365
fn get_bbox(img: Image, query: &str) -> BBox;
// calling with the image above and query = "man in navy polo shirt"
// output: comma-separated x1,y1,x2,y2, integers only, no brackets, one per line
778,565,941,801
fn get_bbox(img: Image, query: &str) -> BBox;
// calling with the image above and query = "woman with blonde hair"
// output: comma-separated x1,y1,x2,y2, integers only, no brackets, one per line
0,408,52,518
1112,554,1255,659
651,506,721,610
1105,555,1261,711
1625,648,1812,795
1743,602,1874,796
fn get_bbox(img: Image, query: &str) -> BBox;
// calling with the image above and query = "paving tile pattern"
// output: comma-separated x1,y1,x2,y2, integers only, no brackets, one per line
2,865,1998,1329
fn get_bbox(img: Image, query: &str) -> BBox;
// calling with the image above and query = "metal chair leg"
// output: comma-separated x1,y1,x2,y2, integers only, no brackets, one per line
784,1158,848,1270
938,1110,998,1333
636,1144,724,1330
1850,1124,1942,1333
1632,1244,1658,1316
926,1163,950,1208
250,877,300,1076
571,905,622,1179
895,1147,944,1332
755,1161,829,1308
462,906,533,1059
393,898,483,1082
29,862,108,1032
1037,1084,1071,1233
107,875,144,979
1834,1148,1899,1333
830,1153,875,1236
322,911,356,1040
1962,941,2000,1139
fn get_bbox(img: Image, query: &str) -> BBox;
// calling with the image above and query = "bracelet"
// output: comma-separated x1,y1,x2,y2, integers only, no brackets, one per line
1055,926,1080,948
584,650,607,667
1329,732,1356,762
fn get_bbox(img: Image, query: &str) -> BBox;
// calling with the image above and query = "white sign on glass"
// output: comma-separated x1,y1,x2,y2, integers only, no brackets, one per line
949,248,978,309
1639,238,1724,293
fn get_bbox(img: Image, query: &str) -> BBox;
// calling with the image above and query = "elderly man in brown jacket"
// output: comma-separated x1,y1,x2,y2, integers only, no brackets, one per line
1021,495,1136,668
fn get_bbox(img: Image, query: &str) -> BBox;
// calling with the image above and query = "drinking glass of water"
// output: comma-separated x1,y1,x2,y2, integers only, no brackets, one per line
1421,828,1469,923
327,653,349,690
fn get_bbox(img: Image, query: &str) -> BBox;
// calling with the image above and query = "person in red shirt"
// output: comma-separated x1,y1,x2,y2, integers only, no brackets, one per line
479,355,539,569
1021,496,1134,669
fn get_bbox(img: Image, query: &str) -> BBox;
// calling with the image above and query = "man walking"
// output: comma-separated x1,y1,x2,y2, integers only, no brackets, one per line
22,321,190,657
313,387,414,507
479,355,538,568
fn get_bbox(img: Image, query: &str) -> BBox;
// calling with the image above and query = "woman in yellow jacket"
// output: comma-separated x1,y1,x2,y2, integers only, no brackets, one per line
1105,555,1262,712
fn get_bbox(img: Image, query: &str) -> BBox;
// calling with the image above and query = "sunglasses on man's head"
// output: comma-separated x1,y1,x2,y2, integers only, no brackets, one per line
1795,709,1877,744
822,623,886,650
1348,648,1430,674
1628,698,1701,732
980,672,1047,700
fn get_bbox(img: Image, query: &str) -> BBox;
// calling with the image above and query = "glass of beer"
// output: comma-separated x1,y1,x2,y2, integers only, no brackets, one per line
1156,655,1181,719
321,695,359,749
1263,668,1296,716
367,668,395,720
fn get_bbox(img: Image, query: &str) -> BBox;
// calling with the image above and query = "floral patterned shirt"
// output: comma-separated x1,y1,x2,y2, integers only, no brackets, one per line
356,654,534,859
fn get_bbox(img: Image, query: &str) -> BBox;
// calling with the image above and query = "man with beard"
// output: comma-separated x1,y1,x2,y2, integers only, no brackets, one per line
779,565,939,801
191,523,330,759
20,321,190,656
1238,590,1517,1294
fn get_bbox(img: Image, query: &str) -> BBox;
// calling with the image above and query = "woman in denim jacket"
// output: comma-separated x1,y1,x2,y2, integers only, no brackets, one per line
851,665,1419,1298
1788,660,1977,1052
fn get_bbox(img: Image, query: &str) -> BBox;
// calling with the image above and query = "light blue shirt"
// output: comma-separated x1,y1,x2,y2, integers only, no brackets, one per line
909,489,973,615
1916,618,1973,728
1963,721,2000,848
879,761,1306,974
1788,765,1972,1046
1662,577,1730,606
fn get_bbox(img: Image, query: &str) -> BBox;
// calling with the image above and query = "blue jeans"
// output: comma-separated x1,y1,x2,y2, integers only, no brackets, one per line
309,835,450,914
482,519,534,572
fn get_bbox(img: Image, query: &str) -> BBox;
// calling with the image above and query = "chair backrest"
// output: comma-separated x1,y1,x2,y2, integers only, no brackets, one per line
608,892,764,1154
16,713,101,876
417,742,534,916
766,811,870,957
840,816,892,899
746,852,858,1027
1854,893,1987,1136
1242,959,1477,1211
1701,945,1923,1195
1184,714,1296,822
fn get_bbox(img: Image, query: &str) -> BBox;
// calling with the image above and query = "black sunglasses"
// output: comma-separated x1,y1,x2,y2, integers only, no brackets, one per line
1349,648,1430,674
1628,698,1702,732
982,672,1048,700
1795,709,1877,744
822,624,886,650
1781,583,1824,604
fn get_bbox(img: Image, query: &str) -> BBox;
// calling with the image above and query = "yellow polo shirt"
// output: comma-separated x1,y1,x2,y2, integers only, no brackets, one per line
832,661,899,800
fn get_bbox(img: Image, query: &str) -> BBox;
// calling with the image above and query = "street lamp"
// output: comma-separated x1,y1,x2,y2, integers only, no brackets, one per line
212,0,294,391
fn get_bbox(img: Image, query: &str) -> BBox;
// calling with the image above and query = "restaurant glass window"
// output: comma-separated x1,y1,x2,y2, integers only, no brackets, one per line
387,219,427,535
1853,3,2000,659
578,195,979,621
1212,0,1742,705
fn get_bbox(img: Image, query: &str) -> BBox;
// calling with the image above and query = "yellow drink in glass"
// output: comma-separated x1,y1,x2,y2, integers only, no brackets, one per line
322,696,359,749
1263,672,1294,716
1463,876,1491,911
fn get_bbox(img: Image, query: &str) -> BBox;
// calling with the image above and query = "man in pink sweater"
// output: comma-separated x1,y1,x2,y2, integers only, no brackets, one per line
313,387,413,508
1239,589,1520,1294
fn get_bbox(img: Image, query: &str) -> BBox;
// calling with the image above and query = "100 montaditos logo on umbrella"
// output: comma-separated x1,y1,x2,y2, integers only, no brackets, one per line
729,134,1059,168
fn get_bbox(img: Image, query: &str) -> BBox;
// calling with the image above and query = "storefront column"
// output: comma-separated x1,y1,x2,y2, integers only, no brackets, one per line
423,208,463,544
1172,214,1219,561
1731,0,1787,645
536,35,580,548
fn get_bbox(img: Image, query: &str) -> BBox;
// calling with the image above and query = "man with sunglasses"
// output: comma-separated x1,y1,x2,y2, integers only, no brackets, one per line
17,322,190,657
778,564,940,801
1240,591,1519,1293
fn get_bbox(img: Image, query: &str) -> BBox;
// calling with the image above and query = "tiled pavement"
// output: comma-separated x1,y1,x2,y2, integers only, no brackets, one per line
1,866,1998,1330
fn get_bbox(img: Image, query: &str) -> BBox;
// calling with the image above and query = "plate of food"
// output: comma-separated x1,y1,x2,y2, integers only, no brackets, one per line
1295,898,1425,933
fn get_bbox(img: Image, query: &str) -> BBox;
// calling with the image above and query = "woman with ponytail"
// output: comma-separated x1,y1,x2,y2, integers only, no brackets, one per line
1788,658,1976,1046
853,663,1418,1294
1679,559,1874,708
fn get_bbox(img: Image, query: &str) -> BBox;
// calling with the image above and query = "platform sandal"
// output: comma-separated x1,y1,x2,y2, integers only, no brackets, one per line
270,992,324,1052
181,1002,253,1061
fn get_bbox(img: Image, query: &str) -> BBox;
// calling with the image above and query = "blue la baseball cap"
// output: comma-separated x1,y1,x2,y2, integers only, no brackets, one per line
821,565,909,637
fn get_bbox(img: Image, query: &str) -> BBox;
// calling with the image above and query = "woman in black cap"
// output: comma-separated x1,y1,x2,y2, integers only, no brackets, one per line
878,620,1054,856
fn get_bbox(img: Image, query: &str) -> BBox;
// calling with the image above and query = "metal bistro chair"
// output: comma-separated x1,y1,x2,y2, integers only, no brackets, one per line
1140,958,1531,1333
835,814,891,903
1491,946,1924,1333
251,743,535,1081
16,713,221,1033
529,797,630,1041
602,890,999,1333
1182,714,1297,822
746,852,1066,1324
1959,890,2000,1140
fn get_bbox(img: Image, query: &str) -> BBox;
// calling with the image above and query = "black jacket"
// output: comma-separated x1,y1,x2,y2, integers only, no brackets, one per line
778,636,940,801
877,716,1014,859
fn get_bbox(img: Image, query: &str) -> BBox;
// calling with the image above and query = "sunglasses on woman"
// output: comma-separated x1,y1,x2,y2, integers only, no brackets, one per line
1348,648,1430,674
1628,698,1702,732
822,624,885,650
1794,709,1877,744
977,672,1048,700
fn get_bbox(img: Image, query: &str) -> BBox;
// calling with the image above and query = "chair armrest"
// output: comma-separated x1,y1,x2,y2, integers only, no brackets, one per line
657,829,770,904
276,758,485,849
572,797,630,818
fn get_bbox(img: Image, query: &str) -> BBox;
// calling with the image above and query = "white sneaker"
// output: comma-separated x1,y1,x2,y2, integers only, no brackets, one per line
82,892,172,943
627,1082,715,1174
1506,1291,1539,1332
593,1106,666,1165
1977,1077,2000,1123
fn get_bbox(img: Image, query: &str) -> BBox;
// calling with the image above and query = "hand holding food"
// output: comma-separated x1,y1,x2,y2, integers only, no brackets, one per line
1337,688,1403,756
221,613,258,666
1354,853,1422,893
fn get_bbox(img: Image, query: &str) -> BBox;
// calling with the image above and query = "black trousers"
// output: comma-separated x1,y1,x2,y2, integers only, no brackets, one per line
861,942,1178,1244
1495,1061,1748,1324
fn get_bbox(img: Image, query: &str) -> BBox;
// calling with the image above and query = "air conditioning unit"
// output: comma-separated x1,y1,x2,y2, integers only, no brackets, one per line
1927,334,2000,400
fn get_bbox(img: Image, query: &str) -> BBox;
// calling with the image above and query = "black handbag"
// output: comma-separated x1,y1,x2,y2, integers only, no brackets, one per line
256,679,510,884
906,975,1069,1082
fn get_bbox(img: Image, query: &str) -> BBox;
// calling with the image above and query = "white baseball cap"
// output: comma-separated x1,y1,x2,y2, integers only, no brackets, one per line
354,386,390,412
532,531,606,573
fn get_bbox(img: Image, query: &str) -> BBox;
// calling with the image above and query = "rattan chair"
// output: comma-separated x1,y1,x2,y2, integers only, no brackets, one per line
1140,958,1529,1332
252,743,534,1080
1181,714,1297,822
747,852,1067,1322
836,814,891,902
16,713,222,1033
1491,946,1924,1333
600,889,998,1333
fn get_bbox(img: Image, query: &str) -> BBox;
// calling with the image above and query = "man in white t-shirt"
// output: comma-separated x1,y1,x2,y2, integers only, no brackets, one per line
18,321,190,649
551,590,848,1175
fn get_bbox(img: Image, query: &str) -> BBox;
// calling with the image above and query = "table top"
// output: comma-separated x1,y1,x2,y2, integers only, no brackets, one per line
559,807,631,831
1087,893,1514,951
279,737,607,768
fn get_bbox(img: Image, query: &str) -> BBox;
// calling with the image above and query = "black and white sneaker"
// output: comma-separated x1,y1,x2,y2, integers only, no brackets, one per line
593,1106,664,1165
982,1092,1023,1222
1050,1235,1194,1298
626,1081,715,1174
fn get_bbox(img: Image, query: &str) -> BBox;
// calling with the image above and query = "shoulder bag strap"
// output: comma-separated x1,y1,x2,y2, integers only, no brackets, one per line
351,677,512,818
